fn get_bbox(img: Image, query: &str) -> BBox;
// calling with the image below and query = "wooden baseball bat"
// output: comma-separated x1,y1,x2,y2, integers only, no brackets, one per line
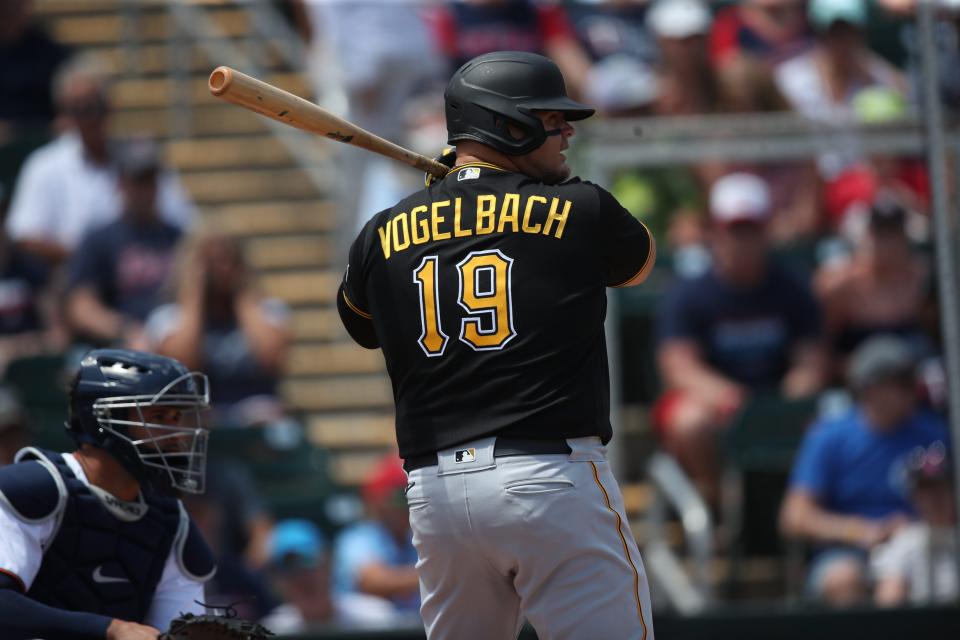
208,66,449,178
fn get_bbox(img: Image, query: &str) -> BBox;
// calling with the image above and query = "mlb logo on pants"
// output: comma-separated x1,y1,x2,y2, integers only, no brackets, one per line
455,448,476,463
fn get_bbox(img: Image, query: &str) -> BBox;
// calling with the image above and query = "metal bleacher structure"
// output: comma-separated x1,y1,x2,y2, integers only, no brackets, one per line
24,0,960,626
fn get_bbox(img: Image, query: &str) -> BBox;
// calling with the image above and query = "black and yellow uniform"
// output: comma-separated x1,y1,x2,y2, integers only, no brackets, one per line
338,161,653,459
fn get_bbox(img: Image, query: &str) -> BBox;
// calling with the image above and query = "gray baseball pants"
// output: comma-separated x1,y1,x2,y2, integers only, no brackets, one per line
405,436,654,640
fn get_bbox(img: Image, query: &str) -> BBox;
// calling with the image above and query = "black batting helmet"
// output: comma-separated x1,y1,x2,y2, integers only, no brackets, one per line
445,51,595,156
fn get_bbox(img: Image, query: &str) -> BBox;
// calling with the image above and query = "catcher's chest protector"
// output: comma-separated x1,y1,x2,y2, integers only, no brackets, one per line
25,450,180,622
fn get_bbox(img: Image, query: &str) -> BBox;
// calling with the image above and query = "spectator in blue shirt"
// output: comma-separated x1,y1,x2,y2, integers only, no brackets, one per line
780,335,950,606
333,455,420,622
65,138,180,348
655,173,827,505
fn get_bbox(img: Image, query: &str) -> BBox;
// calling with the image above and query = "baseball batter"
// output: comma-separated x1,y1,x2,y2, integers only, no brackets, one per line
338,51,656,639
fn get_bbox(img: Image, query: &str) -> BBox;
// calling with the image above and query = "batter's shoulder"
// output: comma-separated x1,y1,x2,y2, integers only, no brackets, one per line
539,177,605,206
0,448,68,522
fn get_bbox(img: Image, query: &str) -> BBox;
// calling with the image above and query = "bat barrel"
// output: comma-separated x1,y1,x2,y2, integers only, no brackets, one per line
207,66,449,178
208,66,233,96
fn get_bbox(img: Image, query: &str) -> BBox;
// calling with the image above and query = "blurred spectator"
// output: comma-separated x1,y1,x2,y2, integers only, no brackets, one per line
566,1,661,116
333,456,420,621
0,222,59,373
880,0,960,110
292,0,442,144
716,55,822,243
0,0,71,132
0,387,27,466
5,54,194,265
656,174,826,504
822,87,930,235
291,0,445,234
181,490,277,623
774,0,907,179
871,441,958,606
567,0,658,67
648,0,718,117
145,232,291,414
205,456,275,571
64,138,181,348
780,335,949,606
261,519,396,633
710,0,812,70
429,0,592,96
814,199,934,382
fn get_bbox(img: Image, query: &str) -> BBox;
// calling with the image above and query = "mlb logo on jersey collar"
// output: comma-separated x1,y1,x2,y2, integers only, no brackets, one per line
455,448,476,463
458,167,480,181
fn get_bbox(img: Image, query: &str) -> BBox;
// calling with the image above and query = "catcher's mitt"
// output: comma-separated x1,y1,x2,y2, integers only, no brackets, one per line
159,612,274,640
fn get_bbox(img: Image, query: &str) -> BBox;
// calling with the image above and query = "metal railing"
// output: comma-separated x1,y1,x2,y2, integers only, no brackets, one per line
645,452,714,613
165,0,332,196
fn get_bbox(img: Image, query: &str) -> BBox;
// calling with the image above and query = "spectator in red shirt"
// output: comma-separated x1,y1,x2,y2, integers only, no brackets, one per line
710,0,812,70
429,0,592,98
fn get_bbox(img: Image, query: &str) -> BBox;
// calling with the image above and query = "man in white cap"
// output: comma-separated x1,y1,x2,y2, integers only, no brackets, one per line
656,173,827,506
646,0,715,115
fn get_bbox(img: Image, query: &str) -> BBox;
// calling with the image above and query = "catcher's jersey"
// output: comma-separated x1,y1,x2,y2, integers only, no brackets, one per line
340,162,652,458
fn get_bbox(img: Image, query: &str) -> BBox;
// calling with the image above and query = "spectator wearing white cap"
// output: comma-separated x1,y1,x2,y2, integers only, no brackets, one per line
647,0,718,117
655,173,827,506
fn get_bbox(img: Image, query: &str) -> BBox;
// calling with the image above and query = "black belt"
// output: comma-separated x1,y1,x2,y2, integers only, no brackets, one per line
403,437,572,472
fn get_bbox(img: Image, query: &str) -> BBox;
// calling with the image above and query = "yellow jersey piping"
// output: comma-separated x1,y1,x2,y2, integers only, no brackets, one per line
342,291,372,319
611,221,655,288
445,161,508,176
589,461,649,639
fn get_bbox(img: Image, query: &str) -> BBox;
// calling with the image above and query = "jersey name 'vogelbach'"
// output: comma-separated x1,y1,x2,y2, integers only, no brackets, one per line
342,163,652,459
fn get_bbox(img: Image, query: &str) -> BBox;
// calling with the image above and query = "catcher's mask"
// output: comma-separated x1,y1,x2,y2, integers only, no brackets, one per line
68,349,211,494
444,51,595,156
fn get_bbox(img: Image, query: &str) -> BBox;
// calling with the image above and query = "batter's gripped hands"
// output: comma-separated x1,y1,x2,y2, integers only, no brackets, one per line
424,147,457,187
106,618,161,639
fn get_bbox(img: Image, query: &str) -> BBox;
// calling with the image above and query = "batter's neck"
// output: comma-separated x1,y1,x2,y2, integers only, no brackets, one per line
453,143,518,174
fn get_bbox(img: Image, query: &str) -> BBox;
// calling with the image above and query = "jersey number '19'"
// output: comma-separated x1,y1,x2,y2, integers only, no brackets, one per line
413,249,517,356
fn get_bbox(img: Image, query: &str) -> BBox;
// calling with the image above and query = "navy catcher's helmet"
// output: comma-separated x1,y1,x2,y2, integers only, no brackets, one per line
444,51,595,155
67,349,211,494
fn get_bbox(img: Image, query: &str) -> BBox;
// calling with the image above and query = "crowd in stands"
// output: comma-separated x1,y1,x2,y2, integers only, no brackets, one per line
0,0,956,630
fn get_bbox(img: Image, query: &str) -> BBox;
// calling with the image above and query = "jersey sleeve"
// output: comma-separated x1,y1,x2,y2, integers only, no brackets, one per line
592,186,654,287
341,220,378,319
338,217,381,349
0,496,55,592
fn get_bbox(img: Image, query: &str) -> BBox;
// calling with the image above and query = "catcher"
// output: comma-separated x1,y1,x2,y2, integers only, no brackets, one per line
0,349,220,639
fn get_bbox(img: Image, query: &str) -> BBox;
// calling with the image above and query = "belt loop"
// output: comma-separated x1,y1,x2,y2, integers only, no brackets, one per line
565,436,606,462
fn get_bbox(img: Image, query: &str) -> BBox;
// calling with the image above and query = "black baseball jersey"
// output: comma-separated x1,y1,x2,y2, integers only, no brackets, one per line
339,162,653,459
